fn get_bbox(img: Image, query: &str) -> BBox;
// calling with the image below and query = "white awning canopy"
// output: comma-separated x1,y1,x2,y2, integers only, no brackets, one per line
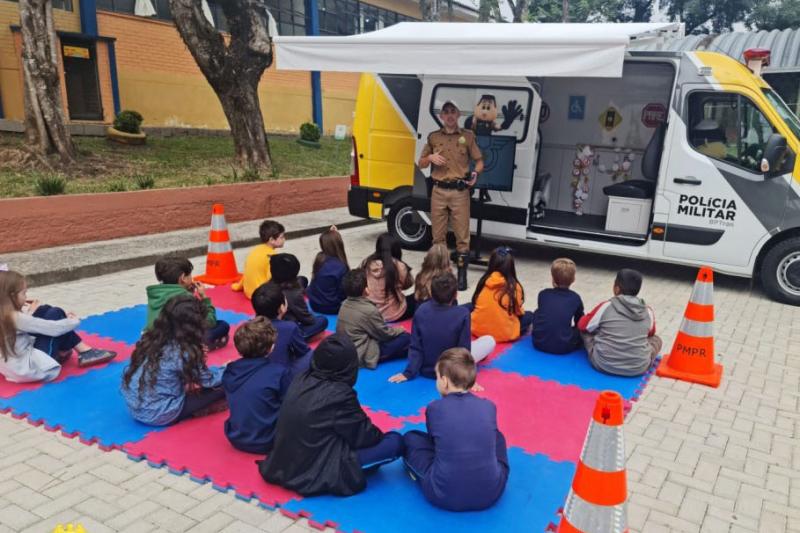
274,22,681,78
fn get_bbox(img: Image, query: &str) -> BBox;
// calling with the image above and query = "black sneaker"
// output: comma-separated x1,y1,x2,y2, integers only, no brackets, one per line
206,335,229,352
77,349,117,368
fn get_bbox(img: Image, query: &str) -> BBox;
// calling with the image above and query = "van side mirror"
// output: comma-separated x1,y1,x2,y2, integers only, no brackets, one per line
762,133,788,177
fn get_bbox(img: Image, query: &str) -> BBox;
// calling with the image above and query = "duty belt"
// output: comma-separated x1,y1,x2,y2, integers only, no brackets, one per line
433,179,467,190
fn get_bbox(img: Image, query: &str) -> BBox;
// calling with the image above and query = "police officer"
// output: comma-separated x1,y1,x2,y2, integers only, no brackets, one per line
419,101,483,291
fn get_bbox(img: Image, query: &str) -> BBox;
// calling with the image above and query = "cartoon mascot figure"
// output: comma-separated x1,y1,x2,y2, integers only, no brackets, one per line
464,95,524,136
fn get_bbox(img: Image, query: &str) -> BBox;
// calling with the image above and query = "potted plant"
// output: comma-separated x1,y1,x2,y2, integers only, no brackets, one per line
296,121,321,148
107,110,146,145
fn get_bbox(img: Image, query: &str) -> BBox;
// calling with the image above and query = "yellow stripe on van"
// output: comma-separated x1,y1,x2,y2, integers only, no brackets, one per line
353,74,416,204
695,52,800,183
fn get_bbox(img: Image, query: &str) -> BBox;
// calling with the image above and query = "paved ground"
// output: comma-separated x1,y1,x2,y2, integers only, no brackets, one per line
1,220,797,532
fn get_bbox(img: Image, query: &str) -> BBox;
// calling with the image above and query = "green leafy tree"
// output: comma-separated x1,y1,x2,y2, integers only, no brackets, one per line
748,0,800,30
666,0,754,33
527,0,653,23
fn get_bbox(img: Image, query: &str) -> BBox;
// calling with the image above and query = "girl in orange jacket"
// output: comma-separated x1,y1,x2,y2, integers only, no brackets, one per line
470,247,534,343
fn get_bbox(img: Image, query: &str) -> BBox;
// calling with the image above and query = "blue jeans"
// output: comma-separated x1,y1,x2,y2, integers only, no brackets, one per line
379,332,411,362
356,431,404,470
299,315,329,340
32,305,82,362
205,320,230,345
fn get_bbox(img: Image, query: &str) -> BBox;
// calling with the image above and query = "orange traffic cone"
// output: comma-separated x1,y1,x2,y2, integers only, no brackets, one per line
558,390,628,533
656,266,723,388
194,204,242,286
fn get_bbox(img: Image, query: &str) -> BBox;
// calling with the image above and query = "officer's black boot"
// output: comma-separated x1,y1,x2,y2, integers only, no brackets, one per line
457,253,469,292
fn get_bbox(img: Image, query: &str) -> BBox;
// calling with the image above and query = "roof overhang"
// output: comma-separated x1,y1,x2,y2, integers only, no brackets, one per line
274,22,682,78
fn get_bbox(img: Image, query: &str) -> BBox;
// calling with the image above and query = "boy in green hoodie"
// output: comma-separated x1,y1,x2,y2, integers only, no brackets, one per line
146,257,230,350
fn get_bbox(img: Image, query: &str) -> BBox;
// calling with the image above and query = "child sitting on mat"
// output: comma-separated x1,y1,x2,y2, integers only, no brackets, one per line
146,256,230,350
470,247,534,343
403,348,509,511
307,225,349,315
259,333,404,496
361,233,415,322
121,295,224,426
531,258,584,354
578,269,663,377
223,316,290,454
413,244,452,306
337,269,410,369
251,282,312,376
232,220,286,299
389,272,495,384
269,254,328,340
0,270,117,383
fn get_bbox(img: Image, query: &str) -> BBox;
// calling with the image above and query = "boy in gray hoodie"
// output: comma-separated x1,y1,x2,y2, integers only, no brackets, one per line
336,269,410,369
577,269,662,377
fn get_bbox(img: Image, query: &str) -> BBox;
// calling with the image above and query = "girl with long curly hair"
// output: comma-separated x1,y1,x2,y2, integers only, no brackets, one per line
121,295,223,426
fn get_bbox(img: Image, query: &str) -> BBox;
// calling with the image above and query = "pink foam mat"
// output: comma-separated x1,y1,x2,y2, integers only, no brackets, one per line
123,410,299,506
205,285,254,315
0,334,133,399
474,369,599,463
122,406,422,508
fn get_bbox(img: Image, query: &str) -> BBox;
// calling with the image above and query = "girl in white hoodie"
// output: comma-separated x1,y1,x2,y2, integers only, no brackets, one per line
0,270,116,383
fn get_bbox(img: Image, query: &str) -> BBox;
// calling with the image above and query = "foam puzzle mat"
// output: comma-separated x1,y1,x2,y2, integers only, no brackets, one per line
0,287,659,532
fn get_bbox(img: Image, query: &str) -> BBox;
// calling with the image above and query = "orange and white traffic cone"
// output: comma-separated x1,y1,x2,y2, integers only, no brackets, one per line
558,390,628,533
194,204,242,286
656,266,723,388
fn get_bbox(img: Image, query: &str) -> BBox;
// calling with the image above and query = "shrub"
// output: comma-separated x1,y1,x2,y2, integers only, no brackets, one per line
135,175,156,189
107,181,127,192
299,122,321,143
34,175,66,196
114,110,144,134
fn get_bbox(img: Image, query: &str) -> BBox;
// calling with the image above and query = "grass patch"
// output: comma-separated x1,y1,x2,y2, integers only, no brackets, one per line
0,133,351,198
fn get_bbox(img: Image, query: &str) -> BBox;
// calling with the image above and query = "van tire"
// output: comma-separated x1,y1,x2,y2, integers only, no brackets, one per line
388,197,432,250
760,237,800,306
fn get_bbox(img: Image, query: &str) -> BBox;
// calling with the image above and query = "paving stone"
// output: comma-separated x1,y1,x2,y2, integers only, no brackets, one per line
0,504,40,530
185,511,236,533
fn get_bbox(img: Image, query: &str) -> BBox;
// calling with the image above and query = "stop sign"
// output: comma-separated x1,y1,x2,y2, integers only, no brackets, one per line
641,103,667,128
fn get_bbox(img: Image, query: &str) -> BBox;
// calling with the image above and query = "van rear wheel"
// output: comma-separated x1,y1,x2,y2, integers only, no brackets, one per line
761,237,800,306
388,197,432,250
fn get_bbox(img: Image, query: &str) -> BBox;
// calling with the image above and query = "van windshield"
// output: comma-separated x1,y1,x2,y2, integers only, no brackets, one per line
764,89,800,140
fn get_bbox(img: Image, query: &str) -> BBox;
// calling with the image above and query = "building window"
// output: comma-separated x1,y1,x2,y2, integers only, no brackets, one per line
318,0,414,35
265,0,306,36
96,0,135,14
6,0,73,11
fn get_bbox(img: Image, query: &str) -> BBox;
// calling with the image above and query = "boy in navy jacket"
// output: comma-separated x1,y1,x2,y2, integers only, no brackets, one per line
223,317,290,454
252,283,312,376
389,273,495,383
403,348,509,511
531,258,584,354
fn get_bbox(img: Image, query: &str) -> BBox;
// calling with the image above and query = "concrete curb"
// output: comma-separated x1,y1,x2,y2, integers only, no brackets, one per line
24,218,374,288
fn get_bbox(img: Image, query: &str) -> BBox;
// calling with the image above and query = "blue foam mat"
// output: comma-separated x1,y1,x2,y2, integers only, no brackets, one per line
354,360,439,418
321,313,338,333
282,446,574,533
79,305,251,346
486,341,645,399
0,361,163,447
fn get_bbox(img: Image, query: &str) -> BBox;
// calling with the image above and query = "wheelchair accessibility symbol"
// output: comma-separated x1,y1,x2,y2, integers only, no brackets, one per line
568,95,585,120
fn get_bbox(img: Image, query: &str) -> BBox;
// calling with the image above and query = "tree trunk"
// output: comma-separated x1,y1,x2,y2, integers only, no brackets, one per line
19,0,75,163
218,79,271,168
506,0,527,21
562,0,569,21
169,0,272,170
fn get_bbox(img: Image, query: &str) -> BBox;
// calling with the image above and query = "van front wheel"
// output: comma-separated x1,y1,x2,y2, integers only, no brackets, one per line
388,198,432,250
761,237,800,306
